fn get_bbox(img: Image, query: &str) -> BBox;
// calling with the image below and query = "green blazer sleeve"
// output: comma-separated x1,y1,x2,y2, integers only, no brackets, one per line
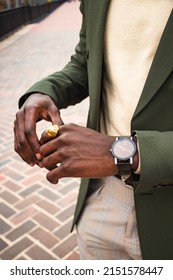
19,1,88,109
131,10,173,194
135,131,173,193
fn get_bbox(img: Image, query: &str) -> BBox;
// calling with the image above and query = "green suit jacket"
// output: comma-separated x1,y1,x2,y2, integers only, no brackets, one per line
20,1,173,259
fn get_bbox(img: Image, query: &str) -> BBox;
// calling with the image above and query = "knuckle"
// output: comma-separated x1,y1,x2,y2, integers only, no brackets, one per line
55,136,63,146
61,123,74,133
15,110,22,119
18,137,27,147
58,133,69,146
24,103,34,111
58,150,63,158
15,112,19,120
66,123,74,129
23,103,38,116
24,126,33,137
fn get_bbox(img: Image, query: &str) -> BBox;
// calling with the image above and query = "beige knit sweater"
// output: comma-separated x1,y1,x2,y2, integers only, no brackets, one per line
100,0,172,136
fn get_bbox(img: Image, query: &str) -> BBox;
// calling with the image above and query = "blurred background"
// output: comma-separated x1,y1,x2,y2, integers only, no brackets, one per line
0,0,69,39
0,0,89,260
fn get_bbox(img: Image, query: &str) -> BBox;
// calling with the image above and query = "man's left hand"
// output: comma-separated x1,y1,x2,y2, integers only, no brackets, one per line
39,123,117,184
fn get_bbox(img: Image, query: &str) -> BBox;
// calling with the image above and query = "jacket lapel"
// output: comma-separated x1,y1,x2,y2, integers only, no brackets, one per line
133,9,173,118
86,0,110,130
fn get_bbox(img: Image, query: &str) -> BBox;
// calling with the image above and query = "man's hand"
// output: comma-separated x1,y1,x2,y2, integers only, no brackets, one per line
14,93,63,166
39,123,117,184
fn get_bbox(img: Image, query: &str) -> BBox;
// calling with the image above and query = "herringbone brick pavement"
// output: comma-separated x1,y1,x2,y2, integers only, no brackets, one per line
0,0,89,260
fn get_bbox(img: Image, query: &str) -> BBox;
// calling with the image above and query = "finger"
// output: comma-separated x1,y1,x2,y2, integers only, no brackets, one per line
14,112,37,166
42,150,61,169
47,105,64,126
39,131,53,146
14,121,34,165
46,165,65,184
40,138,59,157
23,106,41,156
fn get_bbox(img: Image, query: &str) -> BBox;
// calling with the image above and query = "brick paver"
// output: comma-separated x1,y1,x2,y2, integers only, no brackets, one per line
0,0,88,260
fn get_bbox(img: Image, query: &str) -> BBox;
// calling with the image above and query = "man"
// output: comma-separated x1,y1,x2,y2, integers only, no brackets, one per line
14,0,173,259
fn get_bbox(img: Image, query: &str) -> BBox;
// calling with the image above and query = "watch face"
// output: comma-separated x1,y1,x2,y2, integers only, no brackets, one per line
111,137,136,160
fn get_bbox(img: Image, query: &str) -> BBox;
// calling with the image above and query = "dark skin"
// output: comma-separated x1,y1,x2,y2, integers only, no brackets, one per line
14,93,63,166
39,123,117,184
14,93,138,184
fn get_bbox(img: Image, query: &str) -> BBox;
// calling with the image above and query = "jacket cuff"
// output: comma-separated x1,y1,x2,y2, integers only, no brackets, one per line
134,130,173,193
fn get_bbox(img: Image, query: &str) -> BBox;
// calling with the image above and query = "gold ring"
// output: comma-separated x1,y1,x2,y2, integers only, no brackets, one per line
46,125,60,137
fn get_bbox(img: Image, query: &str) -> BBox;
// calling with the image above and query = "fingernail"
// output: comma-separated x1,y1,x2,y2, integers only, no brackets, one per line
29,163,35,167
35,153,42,160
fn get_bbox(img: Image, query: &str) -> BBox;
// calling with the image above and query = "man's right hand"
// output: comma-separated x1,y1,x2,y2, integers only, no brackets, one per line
14,93,63,167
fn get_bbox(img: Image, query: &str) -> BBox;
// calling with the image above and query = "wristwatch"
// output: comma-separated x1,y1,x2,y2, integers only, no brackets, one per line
110,136,137,175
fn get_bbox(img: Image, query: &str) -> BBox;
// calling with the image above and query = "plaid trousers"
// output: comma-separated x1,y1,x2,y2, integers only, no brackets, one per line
76,176,142,260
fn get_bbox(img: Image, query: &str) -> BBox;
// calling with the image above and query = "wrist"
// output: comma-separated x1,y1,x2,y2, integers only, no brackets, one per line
131,151,139,172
